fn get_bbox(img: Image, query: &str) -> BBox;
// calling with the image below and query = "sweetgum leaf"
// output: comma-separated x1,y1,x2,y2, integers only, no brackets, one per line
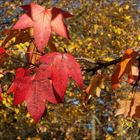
9,68,32,105
39,52,83,98
9,53,82,122
26,68,66,122
9,67,65,122
111,49,138,88
9,69,47,122
26,77,50,122
116,92,140,119
35,68,63,104
86,74,104,95
14,3,72,51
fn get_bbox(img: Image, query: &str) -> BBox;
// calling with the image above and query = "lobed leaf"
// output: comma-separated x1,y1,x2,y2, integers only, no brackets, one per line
116,92,140,119
111,49,138,88
14,3,72,52
40,52,83,98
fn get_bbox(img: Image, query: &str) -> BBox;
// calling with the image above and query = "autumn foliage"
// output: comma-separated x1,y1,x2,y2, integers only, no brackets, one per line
0,0,140,139
0,3,83,123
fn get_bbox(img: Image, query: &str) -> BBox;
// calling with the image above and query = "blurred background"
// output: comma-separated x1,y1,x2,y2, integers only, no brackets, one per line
0,0,140,139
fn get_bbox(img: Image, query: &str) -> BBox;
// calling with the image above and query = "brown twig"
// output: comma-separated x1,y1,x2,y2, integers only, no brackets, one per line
77,57,122,75
76,57,96,64
92,115,109,134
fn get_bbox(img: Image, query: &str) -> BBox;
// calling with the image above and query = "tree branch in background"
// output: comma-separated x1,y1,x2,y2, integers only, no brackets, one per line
77,57,122,75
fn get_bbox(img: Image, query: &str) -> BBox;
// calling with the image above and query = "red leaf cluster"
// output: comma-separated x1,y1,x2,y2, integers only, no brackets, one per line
9,52,83,122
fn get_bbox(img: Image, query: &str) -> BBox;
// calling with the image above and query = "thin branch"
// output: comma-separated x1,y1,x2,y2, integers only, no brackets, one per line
92,115,109,134
76,57,96,64
91,114,96,140
77,57,122,75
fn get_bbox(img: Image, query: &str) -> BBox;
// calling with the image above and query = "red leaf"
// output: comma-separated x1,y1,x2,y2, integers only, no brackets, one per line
13,14,34,29
39,52,83,98
0,48,8,66
35,68,63,104
26,76,50,122
9,68,32,105
0,48,6,55
9,53,82,122
21,3,45,20
14,3,72,51
25,69,65,122
9,67,64,122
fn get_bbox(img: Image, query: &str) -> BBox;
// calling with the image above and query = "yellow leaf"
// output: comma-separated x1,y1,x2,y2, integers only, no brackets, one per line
119,7,123,13
100,80,105,89
96,87,101,97
125,4,129,10
93,24,99,34
138,35,140,41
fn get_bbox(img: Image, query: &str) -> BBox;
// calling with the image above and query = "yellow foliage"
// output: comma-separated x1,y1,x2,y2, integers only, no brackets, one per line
124,4,129,10
0,0,139,139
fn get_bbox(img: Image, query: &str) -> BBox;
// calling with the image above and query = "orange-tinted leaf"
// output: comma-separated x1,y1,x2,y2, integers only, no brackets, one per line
86,74,103,95
115,100,132,117
116,92,140,119
111,49,138,88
